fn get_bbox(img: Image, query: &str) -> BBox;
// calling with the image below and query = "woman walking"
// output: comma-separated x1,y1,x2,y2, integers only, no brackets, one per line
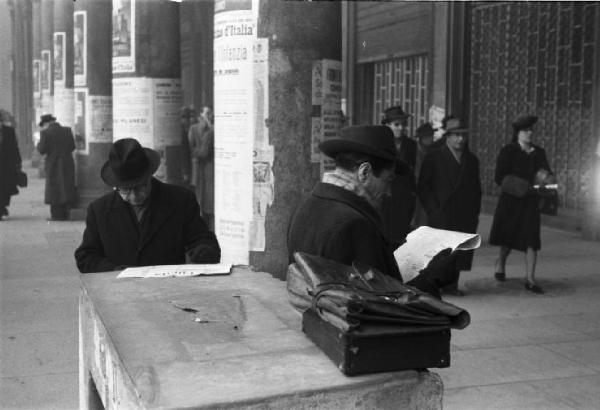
489,115,555,294
0,109,23,220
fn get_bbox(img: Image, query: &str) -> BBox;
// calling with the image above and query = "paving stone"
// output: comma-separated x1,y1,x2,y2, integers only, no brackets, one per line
0,372,78,410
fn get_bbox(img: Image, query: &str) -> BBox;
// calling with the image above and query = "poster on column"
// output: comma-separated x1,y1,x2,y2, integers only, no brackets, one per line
74,11,87,86
250,37,273,252
33,59,40,97
53,87,74,128
214,0,256,264
112,0,136,73
74,88,88,151
53,32,66,85
89,96,113,146
41,50,51,92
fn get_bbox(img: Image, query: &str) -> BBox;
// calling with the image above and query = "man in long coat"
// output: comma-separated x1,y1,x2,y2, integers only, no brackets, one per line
37,114,77,220
418,117,482,296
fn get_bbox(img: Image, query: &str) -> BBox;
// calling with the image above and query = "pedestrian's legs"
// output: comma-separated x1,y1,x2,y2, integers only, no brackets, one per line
494,246,511,281
0,192,10,218
50,204,69,220
524,248,543,293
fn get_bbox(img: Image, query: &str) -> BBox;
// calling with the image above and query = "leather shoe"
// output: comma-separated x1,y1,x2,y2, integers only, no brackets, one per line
525,282,544,294
494,272,506,282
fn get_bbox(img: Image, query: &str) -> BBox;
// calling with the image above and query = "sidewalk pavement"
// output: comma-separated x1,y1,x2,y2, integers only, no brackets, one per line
1,165,600,409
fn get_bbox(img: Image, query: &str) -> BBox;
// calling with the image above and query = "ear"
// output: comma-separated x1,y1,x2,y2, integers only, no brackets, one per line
357,162,372,182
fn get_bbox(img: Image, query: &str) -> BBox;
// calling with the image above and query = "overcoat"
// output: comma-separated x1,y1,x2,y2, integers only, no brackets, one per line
37,123,76,205
417,144,482,270
74,178,221,273
0,125,22,201
489,143,552,251
188,118,214,215
380,136,417,248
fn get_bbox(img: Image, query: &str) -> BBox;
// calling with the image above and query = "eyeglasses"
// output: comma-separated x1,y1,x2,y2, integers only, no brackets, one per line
115,180,150,195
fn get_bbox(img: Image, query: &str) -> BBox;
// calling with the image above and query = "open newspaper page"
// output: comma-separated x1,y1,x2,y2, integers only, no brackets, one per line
394,226,481,282
117,264,233,278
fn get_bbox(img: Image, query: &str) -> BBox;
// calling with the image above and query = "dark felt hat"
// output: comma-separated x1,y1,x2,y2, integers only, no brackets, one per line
100,138,161,188
319,125,396,161
415,123,435,139
381,106,411,124
512,115,538,130
442,116,468,135
38,114,56,126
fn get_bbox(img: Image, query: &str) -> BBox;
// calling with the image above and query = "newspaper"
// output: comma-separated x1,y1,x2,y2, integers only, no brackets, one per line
117,264,233,279
394,226,481,282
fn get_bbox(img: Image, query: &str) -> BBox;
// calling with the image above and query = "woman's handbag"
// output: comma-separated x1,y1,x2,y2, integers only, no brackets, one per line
538,187,558,216
16,169,27,188
501,174,529,197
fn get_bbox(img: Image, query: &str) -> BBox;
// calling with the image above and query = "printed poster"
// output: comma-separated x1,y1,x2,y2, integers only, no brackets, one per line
74,11,87,86
53,32,66,84
74,88,88,151
112,0,135,73
53,87,74,128
89,96,113,145
214,0,255,264
41,50,51,91
33,59,40,96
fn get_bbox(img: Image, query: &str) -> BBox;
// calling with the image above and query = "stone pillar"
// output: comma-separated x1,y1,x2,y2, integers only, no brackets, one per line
52,0,74,128
39,0,53,116
73,0,113,208
213,0,341,275
112,0,183,184
31,0,43,171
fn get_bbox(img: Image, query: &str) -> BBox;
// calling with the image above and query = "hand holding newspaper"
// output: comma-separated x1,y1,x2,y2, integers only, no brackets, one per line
394,226,481,282
117,264,233,278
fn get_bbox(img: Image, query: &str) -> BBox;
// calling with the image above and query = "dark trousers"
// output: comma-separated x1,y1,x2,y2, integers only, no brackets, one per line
50,204,69,220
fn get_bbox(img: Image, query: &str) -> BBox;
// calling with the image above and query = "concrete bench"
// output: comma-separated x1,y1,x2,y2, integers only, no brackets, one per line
79,267,443,409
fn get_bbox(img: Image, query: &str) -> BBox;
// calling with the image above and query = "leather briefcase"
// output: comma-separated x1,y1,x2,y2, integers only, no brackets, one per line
302,307,451,376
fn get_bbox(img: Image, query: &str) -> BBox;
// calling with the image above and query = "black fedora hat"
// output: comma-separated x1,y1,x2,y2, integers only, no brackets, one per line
100,138,161,188
512,115,538,130
319,125,396,161
381,106,411,124
415,122,435,139
442,116,468,135
39,114,56,126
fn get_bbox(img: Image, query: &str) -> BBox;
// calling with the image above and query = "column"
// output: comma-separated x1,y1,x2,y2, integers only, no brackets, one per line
31,0,43,171
52,0,74,128
112,0,183,184
73,0,113,208
213,0,341,276
39,0,53,116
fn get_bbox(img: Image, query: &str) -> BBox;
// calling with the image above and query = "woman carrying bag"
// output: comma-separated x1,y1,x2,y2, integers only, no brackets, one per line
489,115,555,294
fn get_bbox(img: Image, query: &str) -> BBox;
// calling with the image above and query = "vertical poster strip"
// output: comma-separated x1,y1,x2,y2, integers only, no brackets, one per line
152,78,182,180
40,50,51,91
320,59,342,173
53,32,66,85
214,0,255,264
74,88,88,153
310,60,323,163
89,96,113,146
250,37,273,252
112,77,153,147
74,11,87,87
54,88,75,128
33,59,41,97
112,0,136,74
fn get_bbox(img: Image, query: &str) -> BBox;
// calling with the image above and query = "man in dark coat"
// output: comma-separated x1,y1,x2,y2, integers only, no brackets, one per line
287,125,456,298
74,138,221,273
418,117,482,296
0,120,22,220
37,114,77,220
379,106,418,248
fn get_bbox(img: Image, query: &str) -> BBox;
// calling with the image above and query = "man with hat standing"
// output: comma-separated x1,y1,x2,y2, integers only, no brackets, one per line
287,125,456,297
37,114,77,221
418,116,482,296
74,138,220,273
379,106,418,248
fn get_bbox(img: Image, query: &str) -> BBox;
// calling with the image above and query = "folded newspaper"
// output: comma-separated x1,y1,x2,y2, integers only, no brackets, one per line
394,226,481,282
117,264,233,278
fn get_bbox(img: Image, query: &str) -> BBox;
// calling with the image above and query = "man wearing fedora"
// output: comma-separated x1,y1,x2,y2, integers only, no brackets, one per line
418,116,482,296
287,125,456,297
37,114,77,221
379,106,418,248
74,138,221,273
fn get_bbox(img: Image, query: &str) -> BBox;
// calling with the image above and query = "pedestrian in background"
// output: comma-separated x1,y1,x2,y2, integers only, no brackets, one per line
413,122,435,228
379,105,417,248
418,116,482,296
74,138,220,273
188,106,215,230
489,115,555,294
37,114,77,221
0,109,23,220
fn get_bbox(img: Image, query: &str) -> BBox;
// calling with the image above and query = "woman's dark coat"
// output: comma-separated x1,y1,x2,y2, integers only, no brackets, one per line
37,122,76,205
74,178,221,273
489,143,552,251
0,125,22,203
417,144,482,270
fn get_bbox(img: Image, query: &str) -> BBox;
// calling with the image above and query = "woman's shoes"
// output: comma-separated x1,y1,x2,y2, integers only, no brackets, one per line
494,272,506,282
525,282,544,294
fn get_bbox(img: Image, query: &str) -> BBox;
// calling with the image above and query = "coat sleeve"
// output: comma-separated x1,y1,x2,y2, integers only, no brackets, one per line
37,133,49,155
417,153,439,215
74,204,119,273
183,190,221,263
494,146,512,186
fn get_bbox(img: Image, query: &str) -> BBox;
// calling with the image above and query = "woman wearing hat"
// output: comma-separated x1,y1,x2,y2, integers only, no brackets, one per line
489,115,555,294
